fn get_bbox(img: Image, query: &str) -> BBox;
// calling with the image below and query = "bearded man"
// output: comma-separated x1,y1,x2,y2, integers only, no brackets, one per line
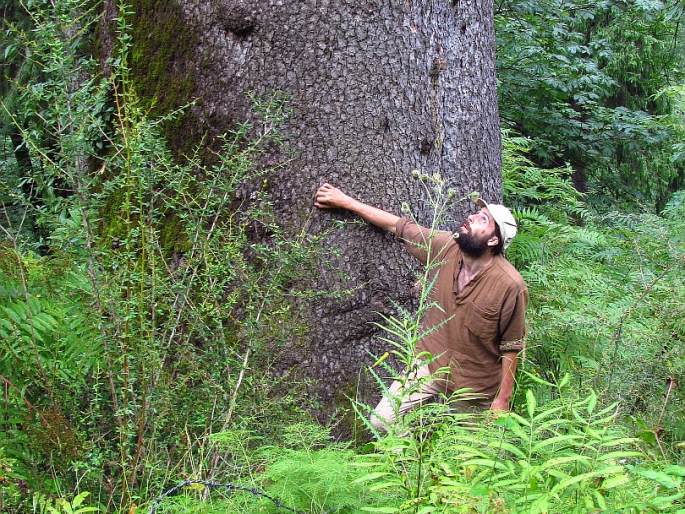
314,183,528,431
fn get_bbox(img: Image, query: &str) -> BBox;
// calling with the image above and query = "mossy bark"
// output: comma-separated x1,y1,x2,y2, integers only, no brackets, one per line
127,0,203,155
123,0,502,418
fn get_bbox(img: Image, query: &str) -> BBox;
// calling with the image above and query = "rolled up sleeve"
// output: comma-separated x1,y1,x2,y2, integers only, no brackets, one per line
498,287,528,353
395,218,454,265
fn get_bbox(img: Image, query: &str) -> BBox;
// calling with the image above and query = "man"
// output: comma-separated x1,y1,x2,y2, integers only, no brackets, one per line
314,183,527,431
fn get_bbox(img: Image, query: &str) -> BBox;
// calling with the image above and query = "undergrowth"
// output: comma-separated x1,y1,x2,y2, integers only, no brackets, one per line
502,133,685,451
1,1,330,512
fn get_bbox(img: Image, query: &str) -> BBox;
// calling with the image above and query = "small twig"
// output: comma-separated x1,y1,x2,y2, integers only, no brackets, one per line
651,376,676,459
657,376,675,429
147,479,306,514
605,254,685,387
0,374,36,413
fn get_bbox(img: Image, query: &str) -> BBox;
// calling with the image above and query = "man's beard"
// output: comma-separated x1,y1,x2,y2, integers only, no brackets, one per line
455,225,489,257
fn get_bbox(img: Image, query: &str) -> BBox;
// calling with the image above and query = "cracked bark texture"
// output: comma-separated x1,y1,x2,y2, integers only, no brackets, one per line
139,0,501,417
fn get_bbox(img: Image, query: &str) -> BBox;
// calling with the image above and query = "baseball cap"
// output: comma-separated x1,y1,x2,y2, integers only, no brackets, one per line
475,198,517,250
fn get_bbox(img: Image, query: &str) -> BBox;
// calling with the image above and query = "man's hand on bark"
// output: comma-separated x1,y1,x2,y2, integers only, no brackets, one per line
314,183,352,210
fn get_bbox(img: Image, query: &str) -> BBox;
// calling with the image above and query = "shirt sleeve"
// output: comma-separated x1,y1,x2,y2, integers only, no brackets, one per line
498,286,528,353
395,218,454,265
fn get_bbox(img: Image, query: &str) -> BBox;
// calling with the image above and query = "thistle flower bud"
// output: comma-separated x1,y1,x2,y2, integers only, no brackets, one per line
469,191,481,203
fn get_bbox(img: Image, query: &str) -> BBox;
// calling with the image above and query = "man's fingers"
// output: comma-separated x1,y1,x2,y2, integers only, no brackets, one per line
314,183,341,209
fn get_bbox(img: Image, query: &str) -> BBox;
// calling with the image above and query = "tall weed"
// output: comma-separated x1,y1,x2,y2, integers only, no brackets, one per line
0,2,329,511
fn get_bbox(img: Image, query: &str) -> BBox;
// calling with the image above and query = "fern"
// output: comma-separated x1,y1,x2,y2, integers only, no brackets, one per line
0,270,101,385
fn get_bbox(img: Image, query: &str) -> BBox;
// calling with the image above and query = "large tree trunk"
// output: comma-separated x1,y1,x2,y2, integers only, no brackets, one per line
133,0,501,417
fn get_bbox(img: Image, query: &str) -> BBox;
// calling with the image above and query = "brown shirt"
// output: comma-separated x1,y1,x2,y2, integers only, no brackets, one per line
396,218,528,400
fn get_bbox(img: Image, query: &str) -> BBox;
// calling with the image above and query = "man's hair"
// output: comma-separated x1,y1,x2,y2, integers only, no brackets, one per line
491,225,504,255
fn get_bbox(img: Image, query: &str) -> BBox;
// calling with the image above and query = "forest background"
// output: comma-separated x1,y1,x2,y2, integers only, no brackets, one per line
1,0,684,513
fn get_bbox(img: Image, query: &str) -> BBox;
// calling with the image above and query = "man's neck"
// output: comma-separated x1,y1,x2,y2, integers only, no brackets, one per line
461,251,494,276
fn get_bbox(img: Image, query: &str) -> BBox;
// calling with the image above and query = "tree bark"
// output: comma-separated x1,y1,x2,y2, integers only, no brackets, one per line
136,0,501,416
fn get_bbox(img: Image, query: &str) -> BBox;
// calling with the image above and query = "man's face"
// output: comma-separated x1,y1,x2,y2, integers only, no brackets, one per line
455,208,498,257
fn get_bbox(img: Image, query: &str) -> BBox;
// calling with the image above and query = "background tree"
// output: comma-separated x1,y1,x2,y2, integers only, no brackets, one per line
129,0,504,411
496,0,685,209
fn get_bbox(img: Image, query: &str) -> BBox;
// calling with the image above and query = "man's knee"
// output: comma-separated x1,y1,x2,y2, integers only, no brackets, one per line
370,399,393,433
369,411,388,433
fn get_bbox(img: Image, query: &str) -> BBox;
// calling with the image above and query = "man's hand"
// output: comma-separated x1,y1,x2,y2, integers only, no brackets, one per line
490,396,510,412
314,182,399,233
314,183,353,210
492,351,518,413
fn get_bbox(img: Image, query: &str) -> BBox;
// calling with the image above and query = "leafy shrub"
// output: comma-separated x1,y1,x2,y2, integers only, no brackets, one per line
502,131,685,451
0,2,329,510
357,385,685,513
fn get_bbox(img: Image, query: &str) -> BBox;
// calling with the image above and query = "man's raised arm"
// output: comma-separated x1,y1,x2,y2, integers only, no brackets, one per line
314,183,399,234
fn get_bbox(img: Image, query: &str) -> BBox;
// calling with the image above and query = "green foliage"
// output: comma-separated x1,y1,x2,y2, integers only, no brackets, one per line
32,492,98,514
155,423,391,514
356,385,685,513
257,446,373,513
0,1,329,511
496,0,685,209
2,1,685,513
502,131,685,450
348,163,685,511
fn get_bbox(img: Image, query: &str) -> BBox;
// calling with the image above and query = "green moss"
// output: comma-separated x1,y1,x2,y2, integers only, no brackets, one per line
128,0,202,156
158,213,191,254
99,189,191,256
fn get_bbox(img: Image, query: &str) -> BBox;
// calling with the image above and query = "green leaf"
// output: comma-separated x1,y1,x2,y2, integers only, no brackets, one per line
352,472,389,483
597,450,643,462
361,507,398,513
526,390,537,418
532,405,564,424
71,492,88,508
551,465,624,494
532,434,585,453
368,481,403,492
539,455,591,470
633,468,682,489
522,370,555,387
469,484,490,497
599,437,641,448
462,458,510,472
601,473,630,489
649,491,685,509
505,411,532,428
2,306,21,324
663,465,685,477
485,440,527,459
593,489,608,510
587,391,597,415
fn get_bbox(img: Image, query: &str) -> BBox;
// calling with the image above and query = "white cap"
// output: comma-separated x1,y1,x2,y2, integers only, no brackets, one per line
475,198,517,250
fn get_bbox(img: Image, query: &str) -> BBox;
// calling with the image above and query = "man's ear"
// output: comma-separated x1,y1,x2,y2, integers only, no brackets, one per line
487,235,499,248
